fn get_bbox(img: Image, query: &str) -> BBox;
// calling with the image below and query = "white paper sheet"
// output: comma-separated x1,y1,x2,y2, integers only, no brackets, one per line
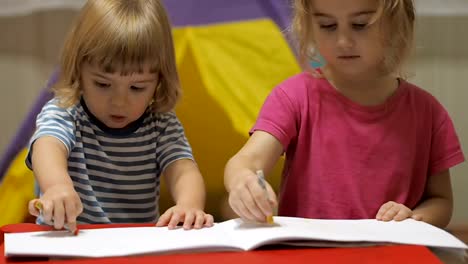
5,217,467,258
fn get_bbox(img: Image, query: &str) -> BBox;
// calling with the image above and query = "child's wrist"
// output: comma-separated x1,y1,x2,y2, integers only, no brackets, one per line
175,200,204,210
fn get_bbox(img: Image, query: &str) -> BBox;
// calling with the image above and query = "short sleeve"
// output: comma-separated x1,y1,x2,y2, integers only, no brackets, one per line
429,103,465,175
26,99,76,169
251,85,299,150
155,112,194,172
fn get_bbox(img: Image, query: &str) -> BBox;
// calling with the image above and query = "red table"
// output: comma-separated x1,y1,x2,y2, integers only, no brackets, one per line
0,223,443,264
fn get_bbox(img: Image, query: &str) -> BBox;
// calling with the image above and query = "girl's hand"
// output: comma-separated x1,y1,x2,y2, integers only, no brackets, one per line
227,171,277,223
376,201,423,222
156,205,214,230
28,183,83,231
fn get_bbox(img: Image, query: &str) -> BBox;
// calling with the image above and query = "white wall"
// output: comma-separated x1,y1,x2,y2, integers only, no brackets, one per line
0,10,75,155
0,10,466,225
411,16,468,225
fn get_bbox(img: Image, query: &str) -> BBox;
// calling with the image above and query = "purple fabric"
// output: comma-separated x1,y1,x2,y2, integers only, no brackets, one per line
0,72,56,180
163,0,292,30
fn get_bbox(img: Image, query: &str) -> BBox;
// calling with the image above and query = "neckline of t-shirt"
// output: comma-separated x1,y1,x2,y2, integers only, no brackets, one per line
80,97,149,136
313,70,408,113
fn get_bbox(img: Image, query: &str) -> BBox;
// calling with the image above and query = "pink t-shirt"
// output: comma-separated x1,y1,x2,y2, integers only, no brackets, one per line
252,72,465,219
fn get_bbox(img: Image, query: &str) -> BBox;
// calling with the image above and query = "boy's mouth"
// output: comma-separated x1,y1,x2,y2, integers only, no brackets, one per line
110,115,126,122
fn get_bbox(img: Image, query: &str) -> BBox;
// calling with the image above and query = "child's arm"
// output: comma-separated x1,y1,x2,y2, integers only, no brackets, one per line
156,159,214,230
224,131,283,223
411,170,453,227
28,136,82,232
376,170,453,228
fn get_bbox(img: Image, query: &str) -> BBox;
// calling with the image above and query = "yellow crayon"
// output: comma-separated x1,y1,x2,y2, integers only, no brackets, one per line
256,170,275,224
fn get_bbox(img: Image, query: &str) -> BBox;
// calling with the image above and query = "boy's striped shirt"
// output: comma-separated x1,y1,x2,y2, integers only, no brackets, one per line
27,99,193,224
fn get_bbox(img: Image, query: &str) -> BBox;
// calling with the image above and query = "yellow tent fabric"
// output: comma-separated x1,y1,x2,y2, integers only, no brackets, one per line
174,19,300,134
0,18,300,225
0,149,35,226
169,19,301,218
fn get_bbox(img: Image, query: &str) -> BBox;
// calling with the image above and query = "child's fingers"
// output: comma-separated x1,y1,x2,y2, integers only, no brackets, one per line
240,196,264,222
167,211,182,229
183,211,196,230
76,199,84,216
376,202,395,220
228,176,266,222
411,214,423,221
266,185,278,208
241,186,267,221
64,200,79,231
228,191,259,222
64,200,78,221
192,211,205,229
204,214,214,227
393,208,411,221
40,200,54,225
28,199,41,217
381,207,399,221
52,200,65,230
66,222,78,233
156,210,172,227
247,182,272,220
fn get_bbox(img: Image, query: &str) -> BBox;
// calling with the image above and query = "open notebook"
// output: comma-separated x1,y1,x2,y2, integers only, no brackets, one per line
4,216,468,258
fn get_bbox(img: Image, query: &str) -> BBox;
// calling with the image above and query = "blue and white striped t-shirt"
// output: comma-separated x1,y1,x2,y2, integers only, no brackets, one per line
27,98,194,224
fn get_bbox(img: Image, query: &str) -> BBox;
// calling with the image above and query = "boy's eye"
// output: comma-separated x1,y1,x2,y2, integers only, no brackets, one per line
319,24,337,31
94,81,110,88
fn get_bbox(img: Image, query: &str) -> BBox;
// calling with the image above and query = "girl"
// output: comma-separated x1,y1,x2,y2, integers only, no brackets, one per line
27,0,213,232
224,0,464,228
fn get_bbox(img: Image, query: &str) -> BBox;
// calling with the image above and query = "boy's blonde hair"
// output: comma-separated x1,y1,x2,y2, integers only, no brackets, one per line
53,0,180,113
292,0,415,75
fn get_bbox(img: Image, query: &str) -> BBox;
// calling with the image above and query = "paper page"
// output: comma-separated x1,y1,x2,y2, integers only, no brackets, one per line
6,217,467,258
5,225,238,258
220,217,468,250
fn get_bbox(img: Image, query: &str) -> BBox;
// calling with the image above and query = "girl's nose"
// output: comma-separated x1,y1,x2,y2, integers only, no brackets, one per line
337,31,354,49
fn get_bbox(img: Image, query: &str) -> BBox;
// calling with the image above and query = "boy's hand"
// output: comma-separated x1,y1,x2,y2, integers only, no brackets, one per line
227,171,277,223
376,201,423,221
156,205,214,230
28,183,83,231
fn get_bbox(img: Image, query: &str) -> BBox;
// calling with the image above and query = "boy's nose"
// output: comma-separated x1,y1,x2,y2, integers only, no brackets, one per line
111,92,127,107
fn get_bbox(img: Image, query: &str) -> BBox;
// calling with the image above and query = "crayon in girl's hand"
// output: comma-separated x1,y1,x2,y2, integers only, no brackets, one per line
256,170,275,224
34,200,79,236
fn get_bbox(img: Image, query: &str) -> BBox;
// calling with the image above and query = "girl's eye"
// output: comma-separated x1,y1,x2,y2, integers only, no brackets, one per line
130,86,145,91
320,24,337,31
94,81,110,88
352,23,368,30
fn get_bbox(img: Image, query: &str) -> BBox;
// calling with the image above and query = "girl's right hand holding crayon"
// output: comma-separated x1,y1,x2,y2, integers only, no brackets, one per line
28,184,83,231
225,131,283,223
226,169,277,223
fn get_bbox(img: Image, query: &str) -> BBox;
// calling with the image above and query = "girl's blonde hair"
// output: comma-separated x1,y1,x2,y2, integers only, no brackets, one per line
53,0,180,112
292,0,415,76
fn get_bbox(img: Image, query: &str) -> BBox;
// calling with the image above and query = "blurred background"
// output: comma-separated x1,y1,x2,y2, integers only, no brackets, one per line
0,0,466,237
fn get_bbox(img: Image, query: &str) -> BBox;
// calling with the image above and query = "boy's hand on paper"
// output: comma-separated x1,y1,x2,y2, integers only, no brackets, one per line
228,171,277,223
376,201,423,222
28,183,83,231
156,205,214,230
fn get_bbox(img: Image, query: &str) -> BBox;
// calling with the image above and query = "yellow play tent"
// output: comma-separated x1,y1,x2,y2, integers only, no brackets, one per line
168,19,300,218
